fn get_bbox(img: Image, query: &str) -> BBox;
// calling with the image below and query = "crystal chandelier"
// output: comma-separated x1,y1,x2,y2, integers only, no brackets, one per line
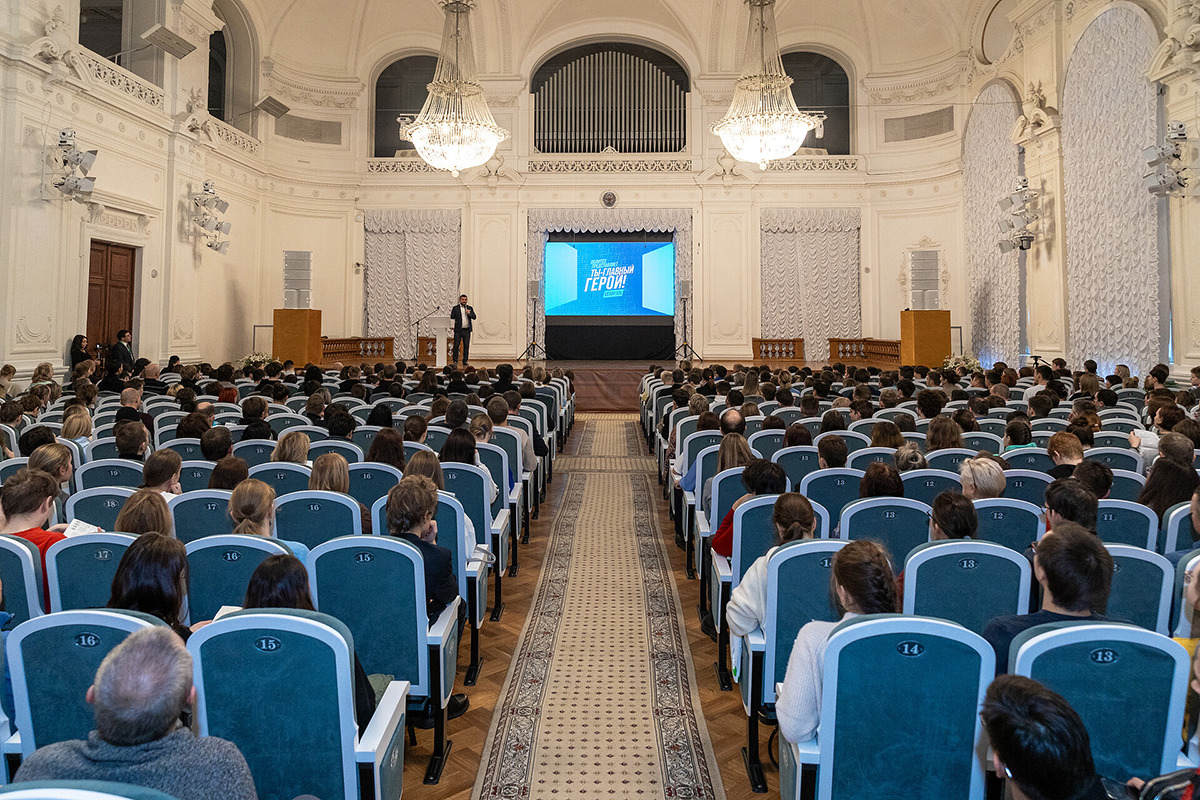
712,0,826,170
400,1,509,177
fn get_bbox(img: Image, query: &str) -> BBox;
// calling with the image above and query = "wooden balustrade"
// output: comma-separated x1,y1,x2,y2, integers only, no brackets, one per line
415,336,451,363
751,338,805,367
828,338,902,367
321,337,394,364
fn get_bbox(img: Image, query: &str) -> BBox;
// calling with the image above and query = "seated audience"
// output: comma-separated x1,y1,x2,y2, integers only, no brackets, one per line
858,462,904,498
207,456,249,490
27,442,73,520
228,479,308,563
980,674,1113,800
0,467,67,606
925,416,964,452
816,435,848,469
141,449,183,499
12,626,256,799
1046,432,1085,479
308,452,371,535
958,456,1006,500
271,430,310,465
385,475,468,723
983,523,1113,675
242,553,376,734
114,420,149,462
366,427,406,471
106,533,201,641
776,540,897,744
893,442,927,472
929,491,978,540
869,420,904,449
711,459,788,558
1137,455,1200,523
1003,419,1035,453
115,490,173,537
1044,478,1099,533
700,432,753,517
439,428,499,505
200,427,233,461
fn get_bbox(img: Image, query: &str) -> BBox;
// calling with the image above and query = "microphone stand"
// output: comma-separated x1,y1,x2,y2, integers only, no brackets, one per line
411,307,442,361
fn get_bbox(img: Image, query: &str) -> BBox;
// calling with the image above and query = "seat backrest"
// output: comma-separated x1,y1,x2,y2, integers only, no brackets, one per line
350,425,383,451
266,414,309,436
189,609,360,800
307,538,430,696
0,780,181,799
177,460,215,493
1004,469,1053,505
308,439,364,464
76,459,144,490
424,425,452,454
185,535,291,623
231,439,277,467
1105,545,1173,635
846,447,896,471
1093,432,1134,449
274,490,363,549
900,469,963,506
772,446,822,489
8,610,163,757
45,533,137,613
431,491,473,605
799,469,866,523
1096,499,1157,549
1108,469,1147,503
1005,446,1056,472
747,431,785,461
972,498,1045,552
159,438,204,460
1164,503,1199,555
443,463,493,546
288,425,329,442
817,616,990,799
491,427,524,476
167,490,234,544
680,431,722,471
0,457,29,484
977,419,1008,436
1087,447,1144,474
476,442,510,520
347,462,403,509
731,495,780,587
708,467,747,530
0,535,45,622
902,540,1031,634
247,462,312,497
962,432,1003,454
65,487,136,530
1012,623,1188,779
925,448,979,473
762,540,847,700
840,497,932,564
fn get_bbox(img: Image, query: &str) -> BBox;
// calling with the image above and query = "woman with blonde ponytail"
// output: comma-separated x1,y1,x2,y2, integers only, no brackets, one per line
725,493,818,638
227,479,310,563
776,539,897,744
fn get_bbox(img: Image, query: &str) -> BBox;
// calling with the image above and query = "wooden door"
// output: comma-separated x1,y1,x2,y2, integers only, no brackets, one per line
86,241,136,366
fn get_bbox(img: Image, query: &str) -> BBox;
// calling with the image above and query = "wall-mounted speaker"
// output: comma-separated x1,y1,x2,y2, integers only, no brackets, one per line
680,279,692,300
528,279,541,297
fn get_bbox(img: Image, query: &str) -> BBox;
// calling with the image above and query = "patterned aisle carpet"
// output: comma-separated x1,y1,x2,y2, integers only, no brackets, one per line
473,414,726,800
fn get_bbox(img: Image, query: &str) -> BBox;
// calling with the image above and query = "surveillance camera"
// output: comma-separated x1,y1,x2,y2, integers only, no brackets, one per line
1167,121,1187,141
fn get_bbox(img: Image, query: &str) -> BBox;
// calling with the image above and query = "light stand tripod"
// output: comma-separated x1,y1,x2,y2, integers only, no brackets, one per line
673,292,699,361
519,279,547,363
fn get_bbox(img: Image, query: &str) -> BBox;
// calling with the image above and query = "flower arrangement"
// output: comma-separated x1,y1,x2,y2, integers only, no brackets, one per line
236,351,275,370
943,354,983,373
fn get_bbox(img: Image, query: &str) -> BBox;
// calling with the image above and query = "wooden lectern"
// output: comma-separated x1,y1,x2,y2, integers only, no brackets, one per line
273,309,322,365
900,310,951,368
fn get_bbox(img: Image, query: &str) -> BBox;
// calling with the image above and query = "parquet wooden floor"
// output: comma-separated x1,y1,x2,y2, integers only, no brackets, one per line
400,414,771,800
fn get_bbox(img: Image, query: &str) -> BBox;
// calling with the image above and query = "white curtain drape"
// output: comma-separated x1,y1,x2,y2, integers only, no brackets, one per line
760,208,861,355
363,210,461,359
1062,7,1161,375
964,82,1022,367
526,208,693,349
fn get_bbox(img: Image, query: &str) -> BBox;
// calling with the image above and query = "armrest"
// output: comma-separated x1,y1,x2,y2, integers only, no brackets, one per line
356,679,409,761
696,511,711,537
683,490,695,507
712,554,732,581
490,508,511,540
745,627,766,652
356,680,409,800
1178,750,1199,769
508,483,522,506
427,596,462,647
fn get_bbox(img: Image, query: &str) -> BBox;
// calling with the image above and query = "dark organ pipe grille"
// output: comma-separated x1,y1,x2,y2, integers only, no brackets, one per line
532,45,688,154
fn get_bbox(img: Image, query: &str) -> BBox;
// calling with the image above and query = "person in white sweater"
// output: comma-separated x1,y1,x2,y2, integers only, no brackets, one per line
775,539,898,744
725,493,819,638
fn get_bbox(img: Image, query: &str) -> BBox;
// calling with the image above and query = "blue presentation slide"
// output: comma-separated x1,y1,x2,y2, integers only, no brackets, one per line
544,241,676,317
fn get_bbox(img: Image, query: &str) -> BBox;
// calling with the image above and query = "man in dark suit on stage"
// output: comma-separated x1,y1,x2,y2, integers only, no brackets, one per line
450,294,476,366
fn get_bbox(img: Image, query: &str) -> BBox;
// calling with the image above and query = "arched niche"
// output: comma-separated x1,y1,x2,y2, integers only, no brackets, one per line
780,50,852,155
210,0,261,134
373,54,439,158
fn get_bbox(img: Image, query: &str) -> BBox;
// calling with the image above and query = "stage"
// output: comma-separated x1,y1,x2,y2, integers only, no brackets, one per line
545,361,650,413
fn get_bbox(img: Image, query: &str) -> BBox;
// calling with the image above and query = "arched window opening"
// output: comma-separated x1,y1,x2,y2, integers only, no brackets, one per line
208,25,229,121
781,52,851,155
531,43,689,154
374,55,438,158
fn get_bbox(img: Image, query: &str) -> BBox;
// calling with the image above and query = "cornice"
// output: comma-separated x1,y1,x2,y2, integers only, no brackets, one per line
860,57,971,104
262,57,366,110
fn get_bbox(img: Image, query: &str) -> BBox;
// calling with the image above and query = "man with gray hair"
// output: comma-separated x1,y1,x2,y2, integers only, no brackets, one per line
14,626,257,800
